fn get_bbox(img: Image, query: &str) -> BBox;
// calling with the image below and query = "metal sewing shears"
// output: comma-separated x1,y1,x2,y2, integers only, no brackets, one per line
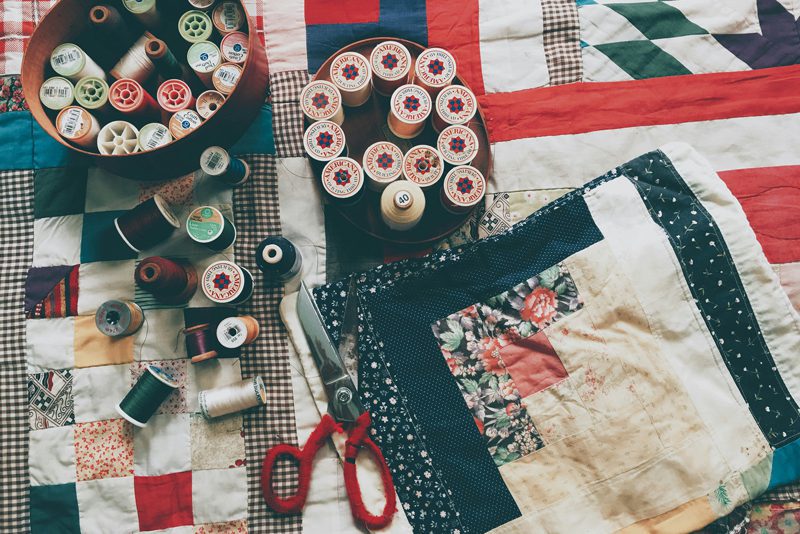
261,279,396,530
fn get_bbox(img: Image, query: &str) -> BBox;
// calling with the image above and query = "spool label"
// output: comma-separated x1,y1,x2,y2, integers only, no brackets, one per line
330,53,370,92
321,158,363,199
214,2,243,31
303,120,346,161
51,44,83,75
201,147,229,174
188,43,221,73
40,78,73,110
444,166,486,208
202,261,244,303
169,110,202,139
221,32,248,63
187,206,224,242
415,48,457,88
300,81,341,121
197,90,225,118
391,85,431,123
436,85,476,125
217,317,246,348
437,125,479,165
213,64,241,93
139,123,171,151
363,142,403,182
57,107,91,139
371,41,411,81
403,146,443,187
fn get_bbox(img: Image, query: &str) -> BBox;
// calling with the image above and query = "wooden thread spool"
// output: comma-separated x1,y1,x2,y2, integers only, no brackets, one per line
138,123,172,151
97,120,140,155
50,43,105,83
187,205,237,250
56,106,99,148
370,41,411,96
437,124,479,168
381,180,426,231
221,31,248,64
201,261,254,305
433,84,477,133
169,109,203,140
299,80,344,125
402,145,444,191
212,2,245,34
95,299,144,337
115,194,180,252
40,77,74,111
110,33,156,84
321,157,365,206
388,84,432,139
196,90,225,119
185,323,219,363
441,165,486,214
414,47,457,98
187,41,221,88
329,51,372,107
216,315,260,349
362,141,403,191
109,78,159,120
212,63,242,95
135,256,198,304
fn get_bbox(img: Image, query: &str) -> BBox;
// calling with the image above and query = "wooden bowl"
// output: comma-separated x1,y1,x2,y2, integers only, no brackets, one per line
311,38,492,245
21,0,269,180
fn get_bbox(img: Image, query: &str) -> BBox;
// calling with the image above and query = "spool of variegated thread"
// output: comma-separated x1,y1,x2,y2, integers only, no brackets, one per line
109,78,160,121
255,236,303,282
145,38,185,81
200,146,250,186
216,315,260,349
184,323,219,363
135,256,198,304
115,194,181,253
199,376,267,419
95,299,144,337
89,5,133,59
110,32,156,84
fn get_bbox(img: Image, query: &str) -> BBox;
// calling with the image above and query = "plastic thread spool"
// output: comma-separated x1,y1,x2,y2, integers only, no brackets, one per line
188,0,216,8
50,43,105,83
402,145,444,191
380,180,426,231
157,79,195,113
200,146,250,185
114,194,180,252
201,260,254,305
110,33,156,83
122,0,160,29
255,236,303,281
212,63,242,95
187,41,221,87
329,51,372,107
199,376,267,419
437,124,479,168
95,300,144,337
370,41,412,96
321,157,365,206
303,120,347,172
433,84,477,133
363,141,403,191
109,78,158,118
414,47,457,98
117,365,179,428
299,80,343,125
179,10,213,43
40,77,74,111
441,165,486,214
169,109,203,140
97,121,140,155
212,2,245,34
196,90,225,119
74,76,109,112
138,123,173,151
220,31,248,64
216,315,260,349
56,106,100,148
187,205,237,251
388,84,432,139
146,38,184,80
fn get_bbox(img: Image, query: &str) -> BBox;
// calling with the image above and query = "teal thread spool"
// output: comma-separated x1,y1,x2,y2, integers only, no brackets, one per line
116,365,178,427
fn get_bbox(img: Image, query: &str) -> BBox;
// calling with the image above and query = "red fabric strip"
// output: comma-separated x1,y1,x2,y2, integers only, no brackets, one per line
304,0,380,25
426,0,485,96
68,266,79,317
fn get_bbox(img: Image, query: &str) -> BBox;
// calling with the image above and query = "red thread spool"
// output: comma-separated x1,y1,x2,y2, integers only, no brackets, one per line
185,323,218,363
157,79,195,113
115,194,181,252
135,256,198,304
109,78,159,120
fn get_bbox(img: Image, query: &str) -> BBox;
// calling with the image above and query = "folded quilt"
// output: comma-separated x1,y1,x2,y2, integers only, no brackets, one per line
312,143,800,533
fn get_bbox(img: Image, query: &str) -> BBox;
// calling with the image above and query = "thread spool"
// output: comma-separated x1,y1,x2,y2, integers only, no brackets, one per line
201,260,254,304
179,10,213,43
146,38,184,80
157,79,195,113
89,5,132,56
370,41,411,96
212,63,241,95
255,236,303,281
196,90,225,119
109,78,159,119
381,180,426,231
115,194,180,252
303,120,347,173
299,80,343,125
199,376,267,419
441,165,486,214
40,77,75,111
388,84,432,139
414,48,457,98
121,0,161,30
363,141,403,191
212,2,245,34
97,120,140,155
138,122,173,151
56,106,100,148
220,31,248,64
185,324,219,363
216,315,259,349
437,124,479,168
189,0,216,9
117,365,179,427
433,84,476,133
329,52,372,107
135,256,198,303
321,157,365,206
187,206,237,251
110,33,156,84
74,76,109,112
50,43,105,83
95,299,144,337
200,146,250,185
187,41,221,88
169,109,203,140
402,145,444,191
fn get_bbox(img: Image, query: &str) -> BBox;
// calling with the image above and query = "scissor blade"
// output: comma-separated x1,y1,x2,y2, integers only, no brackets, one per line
337,276,360,387
297,281,364,424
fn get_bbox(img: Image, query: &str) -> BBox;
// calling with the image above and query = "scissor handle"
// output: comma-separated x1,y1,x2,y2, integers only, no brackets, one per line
343,412,397,530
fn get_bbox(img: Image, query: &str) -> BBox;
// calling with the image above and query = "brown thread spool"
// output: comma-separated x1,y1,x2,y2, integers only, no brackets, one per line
115,194,180,252
56,106,100,148
414,48,457,98
216,315,260,349
185,323,219,363
196,90,225,119
135,257,198,304
388,84,432,139
402,145,444,191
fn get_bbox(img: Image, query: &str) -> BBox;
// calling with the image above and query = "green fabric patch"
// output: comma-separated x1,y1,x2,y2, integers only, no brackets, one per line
595,40,692,79
742,453,772,499
34,167,88,219
80,210,137,263
30,483,80,533
608,2,707,40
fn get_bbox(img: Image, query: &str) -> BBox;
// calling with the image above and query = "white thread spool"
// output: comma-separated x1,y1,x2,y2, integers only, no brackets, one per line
402,145,444,191
370,40,411,96
137,123,172,151
329,52,372,107
212,63,242,95
299,80,344,125
97,121,140,155
121,0,160,30
187,41,221,88
433,84,477,133
110,33,156,84
199,376,267,418
381,180,426,231
56,106,100,148
437,124,479,167
40,77,75,111
362,141,403,191
50,43,105,83
441,165,486,214
414,47,457,98
388,84,432,139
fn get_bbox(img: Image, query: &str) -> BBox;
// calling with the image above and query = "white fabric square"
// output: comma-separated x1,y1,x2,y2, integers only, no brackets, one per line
653,34,750,75
29,426,76,486
186,358,242,413
134,413,191,476
77,260,136,315
191,467,247,524
191,173,234,208
26,317,75,372
73,364,132,423
578,3,647,45
76,476,138,533
32,215,83,267
260,0,308,72
134,308,187,361
670,0,760,34
84,167,142,213
582,46,635,82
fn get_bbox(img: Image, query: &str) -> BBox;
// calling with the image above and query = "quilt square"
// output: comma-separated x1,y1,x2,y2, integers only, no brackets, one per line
72,364,131,423
74,419,134,481
73,315,134,368
26,317,75,371
25,265,79,319
76,476,138,532
84,167,142,213
131,360,188,415
30,483,80,533
191,468,247,524
34,166,88,219
32,215,83,267
498,332,568,398
76,260,136,316
134,414,191,476
28,369,74,429
29,426,76,486
80,210,138,263
194,520,248,533
135,308,189,360
190,414,245,470
134,471,194,531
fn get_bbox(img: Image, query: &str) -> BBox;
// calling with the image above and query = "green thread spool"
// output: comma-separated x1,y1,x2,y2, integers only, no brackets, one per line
116,365,178,427
74,76,110,111
146,38,184,80
179,10,213,43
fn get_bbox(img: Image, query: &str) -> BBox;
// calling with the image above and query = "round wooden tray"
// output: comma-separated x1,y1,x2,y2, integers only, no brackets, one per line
311,38,492,245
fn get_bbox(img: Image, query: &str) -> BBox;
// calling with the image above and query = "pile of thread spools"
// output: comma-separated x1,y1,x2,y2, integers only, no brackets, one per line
40,0,249,154
300,41,487,232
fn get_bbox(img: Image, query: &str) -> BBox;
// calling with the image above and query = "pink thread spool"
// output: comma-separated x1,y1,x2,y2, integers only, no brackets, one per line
109,79,159,120
157,79,195,114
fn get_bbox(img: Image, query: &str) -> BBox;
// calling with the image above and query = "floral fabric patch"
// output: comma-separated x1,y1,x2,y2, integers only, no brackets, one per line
74,419,134,481
0,76,27,112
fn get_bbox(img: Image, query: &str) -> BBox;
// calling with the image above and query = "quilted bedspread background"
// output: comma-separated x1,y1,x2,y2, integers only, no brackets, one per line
1,0,800,533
